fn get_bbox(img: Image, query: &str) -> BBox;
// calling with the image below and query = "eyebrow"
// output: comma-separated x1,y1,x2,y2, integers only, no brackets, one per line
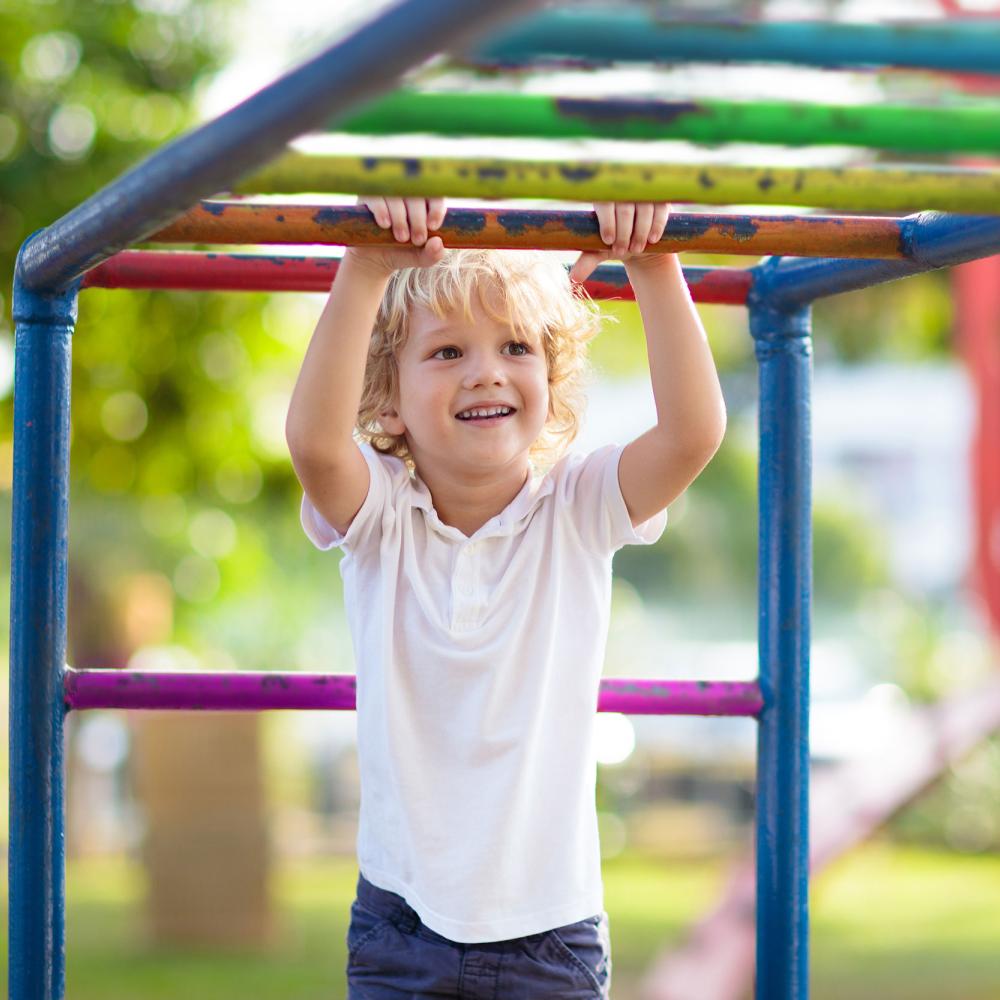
415,323,459,342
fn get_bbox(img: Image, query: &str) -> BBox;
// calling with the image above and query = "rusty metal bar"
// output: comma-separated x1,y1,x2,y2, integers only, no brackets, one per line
79,250,755,305
238,152,1000,214
148,203,906,259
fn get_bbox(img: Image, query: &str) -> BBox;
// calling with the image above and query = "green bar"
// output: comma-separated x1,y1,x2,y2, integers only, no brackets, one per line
238,152,1000,213
337,90,1000,155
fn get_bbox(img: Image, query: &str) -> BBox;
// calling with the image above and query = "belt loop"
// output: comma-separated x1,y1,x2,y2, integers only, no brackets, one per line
395,904,420,934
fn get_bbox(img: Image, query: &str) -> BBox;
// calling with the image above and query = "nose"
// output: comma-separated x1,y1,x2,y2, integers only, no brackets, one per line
461,350,507,389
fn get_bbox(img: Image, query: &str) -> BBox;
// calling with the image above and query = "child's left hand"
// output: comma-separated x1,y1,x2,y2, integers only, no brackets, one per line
569,202,671,283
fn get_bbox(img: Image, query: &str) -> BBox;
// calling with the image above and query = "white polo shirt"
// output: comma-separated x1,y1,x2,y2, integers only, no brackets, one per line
301,441,666,942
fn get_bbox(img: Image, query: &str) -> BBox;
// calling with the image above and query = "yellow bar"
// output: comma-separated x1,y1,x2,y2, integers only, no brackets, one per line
236,151,1000,214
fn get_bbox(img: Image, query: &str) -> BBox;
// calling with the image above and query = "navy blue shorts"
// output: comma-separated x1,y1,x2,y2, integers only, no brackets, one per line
346,873,612,999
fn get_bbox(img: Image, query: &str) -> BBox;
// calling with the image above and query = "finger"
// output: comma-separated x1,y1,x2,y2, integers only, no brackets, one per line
630,203,655,254
594,202,615,246
386,197,409,243
362,196,391,229
416,235,446,266
613,203,635,257
427,198,447,231
650,203,671,245
405,197,428,246
569,251,602,284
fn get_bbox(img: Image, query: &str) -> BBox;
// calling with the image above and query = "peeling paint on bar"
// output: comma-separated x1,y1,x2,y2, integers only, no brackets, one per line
63,668,762,717
81,250,753,304
240,153,1000,214
333,89,1000,156
147,202,909,258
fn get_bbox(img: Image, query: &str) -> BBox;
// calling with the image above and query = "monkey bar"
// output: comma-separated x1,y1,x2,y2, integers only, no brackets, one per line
474,10,1000,74
239,152,1000,214
62,670,764,717
146,202,915,259
333,90,1000,156
81,253,755,306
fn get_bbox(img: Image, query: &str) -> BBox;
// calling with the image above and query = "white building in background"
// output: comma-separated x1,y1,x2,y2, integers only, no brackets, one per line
811,361,972,596
580,360,977,765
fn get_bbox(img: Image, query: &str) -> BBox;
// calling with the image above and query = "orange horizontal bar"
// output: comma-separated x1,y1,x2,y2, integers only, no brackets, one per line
148,203,908,259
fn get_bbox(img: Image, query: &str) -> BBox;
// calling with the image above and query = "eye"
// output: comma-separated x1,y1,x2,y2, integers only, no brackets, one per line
432,346,460,360
504,341,530,356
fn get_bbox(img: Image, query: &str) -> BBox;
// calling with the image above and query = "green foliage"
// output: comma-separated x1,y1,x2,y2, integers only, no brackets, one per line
813,270,954,363
0,0,231,263
613,425,890,610
589,296,752,379
0,2,343,654
1,846,997,999
891,735,1000,853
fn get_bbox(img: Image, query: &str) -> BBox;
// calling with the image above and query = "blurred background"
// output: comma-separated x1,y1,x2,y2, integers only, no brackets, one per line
2,0,1000,998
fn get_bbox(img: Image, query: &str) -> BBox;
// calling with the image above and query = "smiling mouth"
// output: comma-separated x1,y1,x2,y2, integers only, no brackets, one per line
455,407,516,423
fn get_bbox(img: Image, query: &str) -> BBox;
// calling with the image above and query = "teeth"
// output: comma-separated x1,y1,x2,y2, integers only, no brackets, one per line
458,406,512,420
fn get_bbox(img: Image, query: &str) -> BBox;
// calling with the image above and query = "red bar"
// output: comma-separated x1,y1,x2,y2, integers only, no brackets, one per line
82,251,753,305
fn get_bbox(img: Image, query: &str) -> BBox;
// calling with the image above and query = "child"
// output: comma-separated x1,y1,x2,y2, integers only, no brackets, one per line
285,196,726,999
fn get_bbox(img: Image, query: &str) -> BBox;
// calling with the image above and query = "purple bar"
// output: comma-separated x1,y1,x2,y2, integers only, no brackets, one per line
601,678,762,717
63,669,761,717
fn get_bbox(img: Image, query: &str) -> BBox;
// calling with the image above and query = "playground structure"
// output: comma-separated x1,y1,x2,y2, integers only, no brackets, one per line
10,3,1000,999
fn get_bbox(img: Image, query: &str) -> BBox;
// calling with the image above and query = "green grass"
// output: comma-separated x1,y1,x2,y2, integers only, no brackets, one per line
3,844,999,999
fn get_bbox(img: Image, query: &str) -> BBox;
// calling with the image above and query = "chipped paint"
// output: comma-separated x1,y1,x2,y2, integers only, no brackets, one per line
63,668,761,717
148,202,910,259
81,250,752,304
333,90,1000,155
240,153,1000,214
554,96,702,126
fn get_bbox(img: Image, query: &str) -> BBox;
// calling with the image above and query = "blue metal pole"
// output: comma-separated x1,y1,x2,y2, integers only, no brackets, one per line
16,0,541,292
9,245,78,1000
476,10,1000,74
758,211,1000,308
748,271,812,1000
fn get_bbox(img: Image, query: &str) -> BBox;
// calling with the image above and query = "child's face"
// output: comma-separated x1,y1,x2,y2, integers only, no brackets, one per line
380,291,549,480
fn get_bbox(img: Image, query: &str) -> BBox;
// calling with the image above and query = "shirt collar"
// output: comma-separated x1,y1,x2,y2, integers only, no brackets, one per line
410,464,556,541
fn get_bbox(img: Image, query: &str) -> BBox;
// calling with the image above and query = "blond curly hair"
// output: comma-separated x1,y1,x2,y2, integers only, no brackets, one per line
356,249,602,471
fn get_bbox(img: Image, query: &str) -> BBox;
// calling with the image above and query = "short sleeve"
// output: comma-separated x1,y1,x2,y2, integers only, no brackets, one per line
299,443,399,552
556,443,668,554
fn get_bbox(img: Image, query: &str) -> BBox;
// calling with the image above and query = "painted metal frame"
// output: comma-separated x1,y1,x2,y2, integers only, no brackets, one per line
81,252,755,306
12,5,1000,1000
474,10,1000,74
239,152,1000,214
332,90,1000,156
14,0,541,293
145,202,919,259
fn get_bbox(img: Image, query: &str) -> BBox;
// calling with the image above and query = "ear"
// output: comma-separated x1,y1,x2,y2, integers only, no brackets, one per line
378,405,405,436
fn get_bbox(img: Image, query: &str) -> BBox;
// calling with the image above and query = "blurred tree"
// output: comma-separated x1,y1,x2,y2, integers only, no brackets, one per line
0,0,306,948
813,271,954,364
0,0,340,668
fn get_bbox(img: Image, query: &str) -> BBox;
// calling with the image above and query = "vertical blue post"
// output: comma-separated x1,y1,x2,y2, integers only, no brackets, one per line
9,240,77,1000
749,284,812,1000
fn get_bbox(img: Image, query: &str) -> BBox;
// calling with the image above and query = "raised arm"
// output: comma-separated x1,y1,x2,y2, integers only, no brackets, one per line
285,198,445,534
570,203,727,527
618,251,727,526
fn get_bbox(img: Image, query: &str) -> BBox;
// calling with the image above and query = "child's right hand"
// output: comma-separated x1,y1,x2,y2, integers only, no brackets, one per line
346,196,447,275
